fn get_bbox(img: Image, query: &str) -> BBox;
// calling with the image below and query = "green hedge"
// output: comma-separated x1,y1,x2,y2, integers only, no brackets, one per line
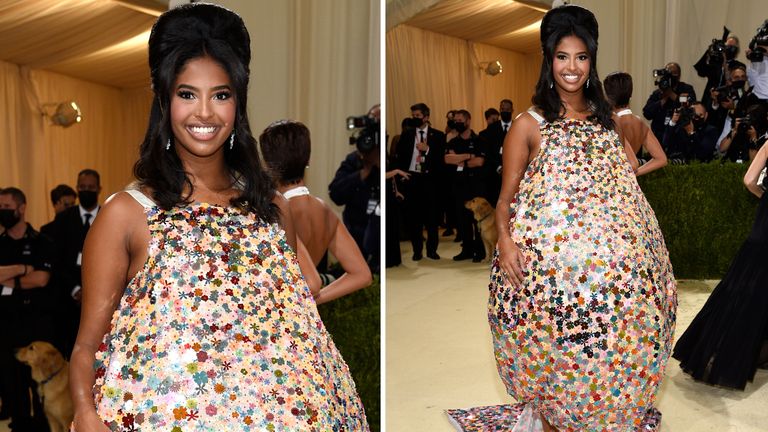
317,275,380,432
637,162,759,278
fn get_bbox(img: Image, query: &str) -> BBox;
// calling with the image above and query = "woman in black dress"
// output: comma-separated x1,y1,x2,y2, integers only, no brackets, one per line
673,130,768,390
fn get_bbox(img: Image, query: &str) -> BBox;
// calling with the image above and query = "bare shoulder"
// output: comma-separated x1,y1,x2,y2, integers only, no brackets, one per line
98,191,147,226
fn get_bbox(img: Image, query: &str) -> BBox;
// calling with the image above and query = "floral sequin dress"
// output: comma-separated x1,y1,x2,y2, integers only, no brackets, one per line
91,190,368,431
487,111,677,431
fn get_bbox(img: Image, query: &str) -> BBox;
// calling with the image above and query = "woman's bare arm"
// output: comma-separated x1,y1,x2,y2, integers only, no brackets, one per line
314,217,372,305
496,113,537,288
636,123,667,176
71,192,148,431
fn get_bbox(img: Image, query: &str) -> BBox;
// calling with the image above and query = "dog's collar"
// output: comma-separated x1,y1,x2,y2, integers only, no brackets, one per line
40,365,64,385
478,210,493,222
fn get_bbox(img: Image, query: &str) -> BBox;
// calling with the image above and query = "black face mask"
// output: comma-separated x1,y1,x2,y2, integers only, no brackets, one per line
500,111,513,122
693,115,706,128
725,45,739,60
0,209,20,229
454,122,467,133
78,190,98,209
409,117,423,128
732,80,746,90
447,119,456,130
671,76,680,88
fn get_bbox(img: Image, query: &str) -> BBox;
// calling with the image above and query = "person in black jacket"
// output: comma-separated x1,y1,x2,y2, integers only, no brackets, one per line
694,34,740,110
662,101,719,162
0,187,57,432
642,62,697,142
480,99,514,206
49,169,101,357
391,103,446,261
329,120,380,269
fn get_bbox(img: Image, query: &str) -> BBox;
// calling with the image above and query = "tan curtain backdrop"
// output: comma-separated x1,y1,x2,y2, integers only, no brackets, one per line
0,60,152,229
219,0,381,212
386,24,541,142
576,0,768,115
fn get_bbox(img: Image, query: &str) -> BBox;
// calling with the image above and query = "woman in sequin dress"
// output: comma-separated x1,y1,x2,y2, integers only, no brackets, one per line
489,5,677,431
69,4,368,431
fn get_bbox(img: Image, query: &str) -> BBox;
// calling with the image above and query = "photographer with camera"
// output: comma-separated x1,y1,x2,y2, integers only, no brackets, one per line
719,104,768,163
329,104,381,271
694,28,740,110
643,62,697,142
709,61,750,133
662,101,719,162
746,19,768,103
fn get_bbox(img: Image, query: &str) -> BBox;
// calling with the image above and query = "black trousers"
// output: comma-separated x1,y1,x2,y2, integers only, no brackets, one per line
401,172,439,255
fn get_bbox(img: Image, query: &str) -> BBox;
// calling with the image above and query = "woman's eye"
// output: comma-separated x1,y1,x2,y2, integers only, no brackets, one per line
214,92,232,101
556,54,567,60
578,55,589,61
177,90,195,100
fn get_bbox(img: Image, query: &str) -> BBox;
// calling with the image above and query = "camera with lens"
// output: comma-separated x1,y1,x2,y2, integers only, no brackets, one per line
736,114,753,133
346,115,380,154
674,106,695,128
653,68,673,90
714,84,739,103
708,39,727,66
747,19,768,62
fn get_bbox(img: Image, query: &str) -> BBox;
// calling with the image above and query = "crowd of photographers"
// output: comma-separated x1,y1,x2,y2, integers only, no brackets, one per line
644,20,768,164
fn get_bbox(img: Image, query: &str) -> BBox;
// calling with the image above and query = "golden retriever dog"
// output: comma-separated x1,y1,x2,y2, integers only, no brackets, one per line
465,197,498,262
15,341,73,432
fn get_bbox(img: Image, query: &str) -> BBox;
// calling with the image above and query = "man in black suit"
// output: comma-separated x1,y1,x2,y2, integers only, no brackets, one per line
40,184,77,239
480,99,513,206
393,103,445,261
50,169,101,356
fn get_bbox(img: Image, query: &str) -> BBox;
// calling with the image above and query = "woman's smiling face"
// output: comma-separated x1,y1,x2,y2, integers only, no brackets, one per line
552,35,590,94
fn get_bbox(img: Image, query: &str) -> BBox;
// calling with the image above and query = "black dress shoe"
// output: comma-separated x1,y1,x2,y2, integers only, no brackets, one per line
427,251,440,260
442,228,455,237
453,251,473,261
412,252,423,261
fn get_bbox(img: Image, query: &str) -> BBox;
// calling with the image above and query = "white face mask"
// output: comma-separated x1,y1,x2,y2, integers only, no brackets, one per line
679,95,688,104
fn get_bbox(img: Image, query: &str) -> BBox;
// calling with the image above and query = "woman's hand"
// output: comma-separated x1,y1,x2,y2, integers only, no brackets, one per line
497,238,526,288
72,409,110,431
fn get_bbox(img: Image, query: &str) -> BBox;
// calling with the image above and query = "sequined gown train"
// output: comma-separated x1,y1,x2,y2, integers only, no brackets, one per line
91,190,368,431
488,112,677,431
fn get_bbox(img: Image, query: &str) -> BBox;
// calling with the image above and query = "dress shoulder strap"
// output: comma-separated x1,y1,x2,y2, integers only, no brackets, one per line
125,189,157,209
526,107,546,125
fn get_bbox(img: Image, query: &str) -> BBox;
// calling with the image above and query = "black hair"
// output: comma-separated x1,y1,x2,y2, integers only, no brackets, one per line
532,5,614,130
500,99,513,110
133,3,277,222
603,72,633,108
456,109,471,120
747,104,768,136
50,184,76,205
411,103,430,117
78,169,101,186
0,187,26,206
485,108,500,120
259,120,311,185
400,117,411,130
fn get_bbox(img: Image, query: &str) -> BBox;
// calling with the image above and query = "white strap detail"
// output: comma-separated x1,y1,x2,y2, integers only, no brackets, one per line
616,108,632,117
527,108,545,124
125,189,156,209
283,186,310,200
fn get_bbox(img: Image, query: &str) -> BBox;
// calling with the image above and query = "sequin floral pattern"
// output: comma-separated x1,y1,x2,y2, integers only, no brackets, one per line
488,117,677,431
92,199,368,431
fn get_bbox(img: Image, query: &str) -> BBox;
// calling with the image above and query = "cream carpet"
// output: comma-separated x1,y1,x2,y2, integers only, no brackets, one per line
386,235,768,432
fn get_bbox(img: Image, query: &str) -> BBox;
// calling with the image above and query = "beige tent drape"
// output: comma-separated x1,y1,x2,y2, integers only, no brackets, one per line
386,24,541,141
0,60,152,228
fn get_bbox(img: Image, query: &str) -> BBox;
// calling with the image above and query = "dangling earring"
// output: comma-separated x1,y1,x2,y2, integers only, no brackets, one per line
229,131,235,150
166,138,171,150
586,78,591,88
549,81,554,89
